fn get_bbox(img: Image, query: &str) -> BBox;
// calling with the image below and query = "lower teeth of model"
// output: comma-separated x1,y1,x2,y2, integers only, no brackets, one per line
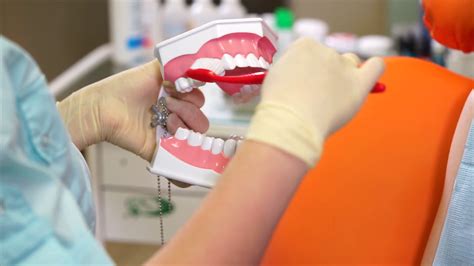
175,128,239,158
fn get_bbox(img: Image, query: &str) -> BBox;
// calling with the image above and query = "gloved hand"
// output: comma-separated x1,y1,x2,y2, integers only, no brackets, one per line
57,60,209,162
246,38,385,166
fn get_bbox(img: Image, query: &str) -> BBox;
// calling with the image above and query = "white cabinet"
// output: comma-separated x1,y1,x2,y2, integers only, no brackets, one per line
86,90,252,244
88,142,208,244
103,190,204,243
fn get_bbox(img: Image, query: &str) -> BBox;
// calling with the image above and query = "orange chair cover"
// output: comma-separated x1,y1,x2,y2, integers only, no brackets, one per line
262,57,474,265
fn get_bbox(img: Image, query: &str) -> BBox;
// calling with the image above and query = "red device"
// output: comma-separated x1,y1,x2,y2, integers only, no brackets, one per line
186,69,386,93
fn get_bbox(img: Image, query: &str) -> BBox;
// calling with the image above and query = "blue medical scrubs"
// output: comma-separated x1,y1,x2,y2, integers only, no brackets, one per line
434,120,474,265
0,36,113,264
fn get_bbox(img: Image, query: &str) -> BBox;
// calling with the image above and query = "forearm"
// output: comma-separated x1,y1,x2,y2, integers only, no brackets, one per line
146,141,310,265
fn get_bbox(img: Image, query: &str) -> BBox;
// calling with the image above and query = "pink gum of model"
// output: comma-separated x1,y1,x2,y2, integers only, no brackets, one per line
160,137,230,174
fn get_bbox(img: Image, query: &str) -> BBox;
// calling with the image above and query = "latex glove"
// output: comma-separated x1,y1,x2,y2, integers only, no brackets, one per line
57,60,209,162
246,38,385,166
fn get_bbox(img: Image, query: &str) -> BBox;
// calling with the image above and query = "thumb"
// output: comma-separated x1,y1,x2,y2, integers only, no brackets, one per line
121,59,163,87
359,57,385,94
138,59,163,80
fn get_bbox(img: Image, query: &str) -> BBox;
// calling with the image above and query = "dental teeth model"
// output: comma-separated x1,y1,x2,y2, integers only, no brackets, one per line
152,128,242,187
148,18,278,188
156,18,277,97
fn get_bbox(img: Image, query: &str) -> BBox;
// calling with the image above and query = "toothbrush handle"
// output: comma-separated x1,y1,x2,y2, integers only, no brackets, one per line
371,82,386,93
186,69,266,84
232,72,386,93
220,72,267,84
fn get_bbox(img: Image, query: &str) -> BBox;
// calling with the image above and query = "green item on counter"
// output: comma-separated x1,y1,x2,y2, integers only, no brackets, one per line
275,7,295,29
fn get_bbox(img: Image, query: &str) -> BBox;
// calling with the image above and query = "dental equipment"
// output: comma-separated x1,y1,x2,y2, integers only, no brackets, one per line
148,18,278,189
148,18,278,244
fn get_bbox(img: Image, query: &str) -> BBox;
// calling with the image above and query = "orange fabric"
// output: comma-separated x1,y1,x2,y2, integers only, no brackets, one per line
262,57,474,265
423,0,474,53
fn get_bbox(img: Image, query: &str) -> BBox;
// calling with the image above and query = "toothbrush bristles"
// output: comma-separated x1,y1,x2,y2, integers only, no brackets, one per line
191,58,225,76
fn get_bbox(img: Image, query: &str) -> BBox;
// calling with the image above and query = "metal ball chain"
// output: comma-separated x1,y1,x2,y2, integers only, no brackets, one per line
157,176,164,246
157,176,172,246
168,180,171,207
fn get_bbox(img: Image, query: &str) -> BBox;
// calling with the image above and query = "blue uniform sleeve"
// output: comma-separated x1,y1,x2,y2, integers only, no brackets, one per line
0,36,114,265
433,120,474,265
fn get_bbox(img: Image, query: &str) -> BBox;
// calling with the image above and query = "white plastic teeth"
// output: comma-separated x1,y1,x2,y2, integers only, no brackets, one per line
232,84,261,104
175,127,190,140
175,54,271,93
174,77,205,93
236,140,243,151
190,58,225,76
173,127,242,158
222,54,236,70
259,57,270,69
235,54,248,68
223,139,237,158
246,54,260,68
211,139,224,155
188,131,204,146
220,53,271,71
238,140,243,147
240,84,261,95
201,136,214,150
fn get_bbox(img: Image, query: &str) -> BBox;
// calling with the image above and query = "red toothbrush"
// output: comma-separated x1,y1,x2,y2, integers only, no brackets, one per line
186,69,386,93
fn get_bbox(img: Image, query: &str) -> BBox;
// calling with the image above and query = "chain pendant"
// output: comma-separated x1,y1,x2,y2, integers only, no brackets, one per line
157,176,172,246
168,179,171,208
157,176,164,245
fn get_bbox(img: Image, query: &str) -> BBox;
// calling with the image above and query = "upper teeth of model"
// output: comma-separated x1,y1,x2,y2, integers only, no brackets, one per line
222,53,269,70
175,127,239,158
191,58,225,76
174,53,271,93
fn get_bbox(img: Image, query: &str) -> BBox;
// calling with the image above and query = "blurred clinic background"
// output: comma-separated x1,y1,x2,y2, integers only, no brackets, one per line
2,0,473,265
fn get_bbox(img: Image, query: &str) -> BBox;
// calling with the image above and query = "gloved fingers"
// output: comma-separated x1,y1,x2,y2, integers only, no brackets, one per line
342,53,362,67
166,113,188,134
165,97,210,133
164,86,205,108
291,37,321,51
358,56,386,94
